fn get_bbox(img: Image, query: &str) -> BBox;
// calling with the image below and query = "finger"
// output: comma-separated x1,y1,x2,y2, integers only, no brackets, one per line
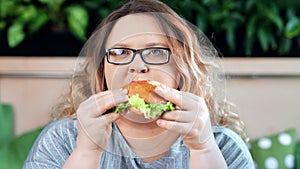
182,93,208,112
80,113,119,150
94,89,128,116
78,89,127,117
100,112,121,125
161,110,196,123
154,85,182,106
155,86,195,110
156,119,192,136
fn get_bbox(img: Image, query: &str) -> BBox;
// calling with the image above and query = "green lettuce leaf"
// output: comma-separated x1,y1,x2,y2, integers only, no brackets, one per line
114,94,175,119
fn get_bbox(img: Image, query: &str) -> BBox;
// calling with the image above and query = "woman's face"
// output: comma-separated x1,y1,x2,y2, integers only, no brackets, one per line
104,14,180,90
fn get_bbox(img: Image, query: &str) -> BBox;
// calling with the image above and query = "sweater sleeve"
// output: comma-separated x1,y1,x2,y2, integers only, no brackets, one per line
213,126,255,169
23,118,77,169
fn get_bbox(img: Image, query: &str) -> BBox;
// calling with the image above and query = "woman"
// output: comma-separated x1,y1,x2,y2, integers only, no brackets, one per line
24,0,254,168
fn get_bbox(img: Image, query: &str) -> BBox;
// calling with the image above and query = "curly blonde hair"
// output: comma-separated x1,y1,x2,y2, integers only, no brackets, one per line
52,0,249,142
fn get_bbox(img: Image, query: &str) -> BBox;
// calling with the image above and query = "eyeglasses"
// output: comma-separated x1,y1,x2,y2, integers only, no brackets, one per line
105,47,171,65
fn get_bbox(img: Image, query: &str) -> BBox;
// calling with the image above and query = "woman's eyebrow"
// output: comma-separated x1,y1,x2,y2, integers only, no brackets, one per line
110,42,168,48
111,43,128,48
144,42,168,47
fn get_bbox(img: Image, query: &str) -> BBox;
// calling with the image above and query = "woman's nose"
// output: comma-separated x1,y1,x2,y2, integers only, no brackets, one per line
129,54,149,73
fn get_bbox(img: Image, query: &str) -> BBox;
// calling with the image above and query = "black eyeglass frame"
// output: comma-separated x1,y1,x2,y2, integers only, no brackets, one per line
105,47,171,65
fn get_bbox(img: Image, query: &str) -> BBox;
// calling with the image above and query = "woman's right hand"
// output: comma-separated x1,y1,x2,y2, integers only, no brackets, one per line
75,89,128,153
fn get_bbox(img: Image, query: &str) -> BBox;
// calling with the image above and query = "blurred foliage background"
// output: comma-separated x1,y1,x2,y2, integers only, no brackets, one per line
0,0,299,57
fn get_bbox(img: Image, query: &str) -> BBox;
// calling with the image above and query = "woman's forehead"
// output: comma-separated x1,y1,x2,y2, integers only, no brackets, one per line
106,14,167,47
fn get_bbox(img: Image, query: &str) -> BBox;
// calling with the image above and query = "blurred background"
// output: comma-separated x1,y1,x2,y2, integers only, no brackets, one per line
0,0,299,57
0,0,300,168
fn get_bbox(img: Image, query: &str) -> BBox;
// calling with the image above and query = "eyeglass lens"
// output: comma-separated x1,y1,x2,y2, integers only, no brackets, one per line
107,48,170,65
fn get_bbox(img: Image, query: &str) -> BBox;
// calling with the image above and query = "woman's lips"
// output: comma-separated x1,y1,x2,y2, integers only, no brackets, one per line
121,110,159,124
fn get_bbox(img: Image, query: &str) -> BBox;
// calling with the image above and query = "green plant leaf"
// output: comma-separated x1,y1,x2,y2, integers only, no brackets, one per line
210,10,225,22
285,17,300,38
230,12,244,23
203,0,214,5
257,26,269,51
8,24,25,48
0,21,6,30
83,0,103,10
244,37,254,56
38,0,53,3
246,16,257,38
0,1,15,18
196,14,207,32
269,33,277,50
65,5,89,41
278,38,292,54
38,0,65,6
286,9,296,20
28,11,49,34
266,11,284,31
245,0,254,11
38,0,66,12
99,8,110,20
224,21,235,52
16,5,37,23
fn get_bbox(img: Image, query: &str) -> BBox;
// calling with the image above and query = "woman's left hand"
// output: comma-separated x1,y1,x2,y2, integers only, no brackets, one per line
155,85,215,150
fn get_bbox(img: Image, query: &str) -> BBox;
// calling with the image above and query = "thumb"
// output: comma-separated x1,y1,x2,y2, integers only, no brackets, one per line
102,113,120,124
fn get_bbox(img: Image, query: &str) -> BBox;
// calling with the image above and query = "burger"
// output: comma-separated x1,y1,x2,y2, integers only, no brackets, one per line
114,80,175,119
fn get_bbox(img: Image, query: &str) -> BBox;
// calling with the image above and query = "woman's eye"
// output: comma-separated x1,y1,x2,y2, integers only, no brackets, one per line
148,49,164,56
110,49,129,56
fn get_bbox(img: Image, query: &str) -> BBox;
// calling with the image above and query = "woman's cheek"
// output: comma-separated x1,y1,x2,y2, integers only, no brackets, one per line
152,66,180,89
105,65,131,90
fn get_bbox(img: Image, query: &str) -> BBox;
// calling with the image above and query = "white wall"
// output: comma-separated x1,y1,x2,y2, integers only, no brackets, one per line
0,57,75,135
223,58,300,140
